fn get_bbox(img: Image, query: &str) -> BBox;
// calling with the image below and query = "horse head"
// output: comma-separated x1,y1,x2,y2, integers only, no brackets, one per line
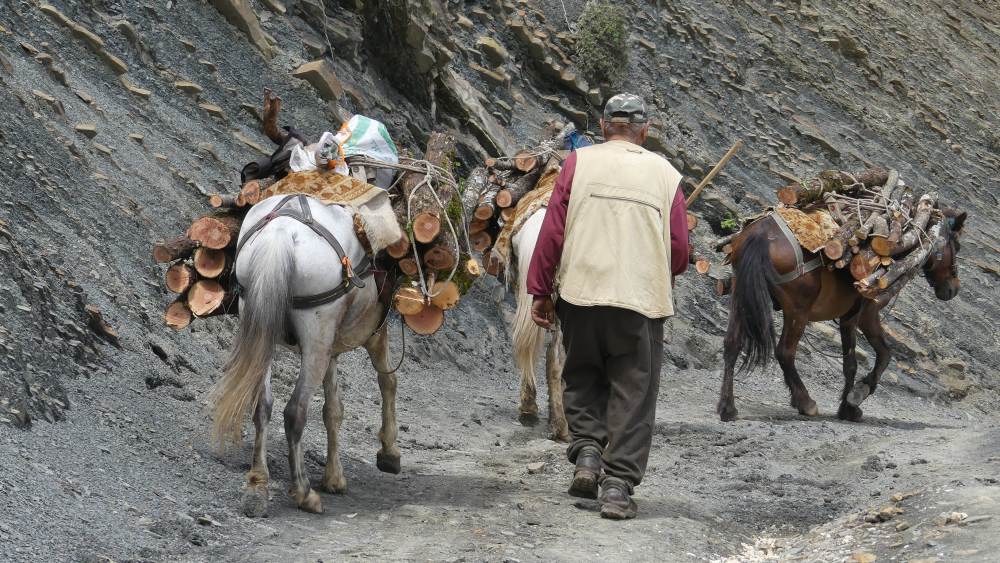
924,209,966,301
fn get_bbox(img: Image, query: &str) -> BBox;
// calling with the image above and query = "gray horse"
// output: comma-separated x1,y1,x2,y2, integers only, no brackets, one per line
209,194,400,516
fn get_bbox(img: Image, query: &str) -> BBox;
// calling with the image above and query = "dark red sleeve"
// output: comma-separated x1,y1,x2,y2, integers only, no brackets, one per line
669,186,689,275
527,151,577,297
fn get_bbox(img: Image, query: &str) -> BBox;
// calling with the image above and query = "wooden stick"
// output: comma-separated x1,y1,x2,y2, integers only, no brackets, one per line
209,194,240,209
686,139,743,207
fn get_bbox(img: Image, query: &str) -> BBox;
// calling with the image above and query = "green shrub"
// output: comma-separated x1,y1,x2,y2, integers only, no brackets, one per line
720,213,740,233
573,1,629,89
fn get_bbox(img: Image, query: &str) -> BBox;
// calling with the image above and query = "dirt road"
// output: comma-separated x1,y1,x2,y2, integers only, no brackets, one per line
2,286,996,562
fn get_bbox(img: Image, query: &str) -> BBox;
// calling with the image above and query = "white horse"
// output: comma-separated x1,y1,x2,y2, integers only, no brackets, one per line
209,194,400,516
509,208,570,441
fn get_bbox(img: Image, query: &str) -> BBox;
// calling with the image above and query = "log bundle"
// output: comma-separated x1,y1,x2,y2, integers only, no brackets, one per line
153,90,479,336
713,167,949,302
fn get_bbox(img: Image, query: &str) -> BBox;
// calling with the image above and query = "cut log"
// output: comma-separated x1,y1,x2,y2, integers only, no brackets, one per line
500,207,515,222
475,186,500,220
398,256,420,277
823,216,862,260
386,235,410,259
153,236,198,263
687,212,698,232
501,167,543,208
164,298,192,330
165,263,197,293
461,167,488,224
694,257,711,274
187,279,226,316
187,214,241,250
401,132,457,244
430,280,461,310
424,233,459,271
514,149,539,173
469,219,489,234
874,193,937,256
714,276,732,297
872,222,943,291
464,257,482,277
850,248,881,281
193,247,226,278
484,250,503,277
403,304,445,335
240,179,262,206
471,231,492,252
495,189,514,208
394,286,426,316
209,194,240,209
777,168,888,207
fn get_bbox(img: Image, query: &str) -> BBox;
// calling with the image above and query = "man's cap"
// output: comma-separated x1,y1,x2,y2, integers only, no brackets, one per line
603,93,648,124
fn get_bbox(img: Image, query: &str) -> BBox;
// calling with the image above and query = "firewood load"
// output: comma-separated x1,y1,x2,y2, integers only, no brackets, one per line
151,91,479,336
713,167,951,303
463,121,579,280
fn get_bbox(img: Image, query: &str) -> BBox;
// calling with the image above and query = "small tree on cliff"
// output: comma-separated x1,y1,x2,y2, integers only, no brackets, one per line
573,1,629,91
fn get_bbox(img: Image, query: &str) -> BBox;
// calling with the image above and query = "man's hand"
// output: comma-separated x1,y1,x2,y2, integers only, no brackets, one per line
531,296,556,329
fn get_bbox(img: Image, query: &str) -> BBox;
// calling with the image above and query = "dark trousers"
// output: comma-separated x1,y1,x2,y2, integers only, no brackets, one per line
557,300,664,490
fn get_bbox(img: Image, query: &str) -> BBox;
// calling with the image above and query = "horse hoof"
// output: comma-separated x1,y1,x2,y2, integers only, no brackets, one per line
838,403,863,422
298,489,324,514
320,477,347,494
718,405,738,422
799,400,819,417
241,488,269,518
847,383,870,407
376,451,402,474
518,412,540,427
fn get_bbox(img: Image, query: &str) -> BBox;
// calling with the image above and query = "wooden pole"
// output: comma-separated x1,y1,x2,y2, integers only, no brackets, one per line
685,139,743,207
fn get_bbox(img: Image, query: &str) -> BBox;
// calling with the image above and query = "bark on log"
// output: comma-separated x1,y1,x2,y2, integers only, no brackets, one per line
777,168,889,207
475,186,500,220
209,194,240,209
430,280,461,311
187,214,241,250
403,304,445,335
187,279,226,316
153,236,198,263
193,247,227,278
401,132,456,244
873,221,943,291
461,167,488,226
394,286,425,316
165,298,192,330
850,248,882,281
165,263,197,294
501,167,543,209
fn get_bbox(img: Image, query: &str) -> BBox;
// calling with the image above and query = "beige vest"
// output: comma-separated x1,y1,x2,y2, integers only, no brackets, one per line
557,140,682,318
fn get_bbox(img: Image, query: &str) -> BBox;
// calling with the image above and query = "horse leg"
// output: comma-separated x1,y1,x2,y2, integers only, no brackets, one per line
284,343,329,514
366,326,401,474
546,328,570,442
717,313,740,421
775,311,818,416
837,312,864,421
241,370,273,517
847,305,892,408
320,355,348,494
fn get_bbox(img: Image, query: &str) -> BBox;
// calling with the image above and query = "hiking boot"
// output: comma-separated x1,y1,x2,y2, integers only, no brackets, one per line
567,445,601,499
599,478,637,520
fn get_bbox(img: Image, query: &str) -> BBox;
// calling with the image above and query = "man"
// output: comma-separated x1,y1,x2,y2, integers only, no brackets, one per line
526,94,689,519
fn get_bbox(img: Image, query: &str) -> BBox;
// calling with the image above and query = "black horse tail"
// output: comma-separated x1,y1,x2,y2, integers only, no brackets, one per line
729,228,776,373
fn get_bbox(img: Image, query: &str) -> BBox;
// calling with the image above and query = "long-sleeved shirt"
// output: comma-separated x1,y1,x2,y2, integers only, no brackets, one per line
527,150,689,297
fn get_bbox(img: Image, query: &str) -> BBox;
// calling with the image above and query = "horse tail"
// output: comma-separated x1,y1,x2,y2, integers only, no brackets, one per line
511,211,547,407
730,227,777,373
210,228,295,447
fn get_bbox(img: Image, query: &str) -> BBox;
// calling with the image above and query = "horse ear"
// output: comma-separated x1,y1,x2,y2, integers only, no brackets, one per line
949,211,967,233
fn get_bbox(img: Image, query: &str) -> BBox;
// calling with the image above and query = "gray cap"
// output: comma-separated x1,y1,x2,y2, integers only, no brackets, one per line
603,93,648,124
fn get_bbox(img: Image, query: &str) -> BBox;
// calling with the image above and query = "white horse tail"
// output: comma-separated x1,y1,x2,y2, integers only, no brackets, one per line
511,210,548,409
211,228,295,446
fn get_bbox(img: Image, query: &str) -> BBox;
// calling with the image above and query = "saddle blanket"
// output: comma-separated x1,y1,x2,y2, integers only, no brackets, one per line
774,206,840,253
261,170,402,254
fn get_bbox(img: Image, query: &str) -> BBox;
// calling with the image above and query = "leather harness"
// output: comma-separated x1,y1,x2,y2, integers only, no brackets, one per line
234,194,371,309
771,212,823,284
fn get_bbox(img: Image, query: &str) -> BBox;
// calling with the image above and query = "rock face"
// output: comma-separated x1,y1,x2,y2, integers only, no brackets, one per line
292,60,344,101
208,0,274,60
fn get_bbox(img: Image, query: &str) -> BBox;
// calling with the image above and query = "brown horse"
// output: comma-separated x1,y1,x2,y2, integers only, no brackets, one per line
717,208,965,422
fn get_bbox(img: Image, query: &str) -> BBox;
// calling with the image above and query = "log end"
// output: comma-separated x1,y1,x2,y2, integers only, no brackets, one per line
403,304,445,335
413,213,441,244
